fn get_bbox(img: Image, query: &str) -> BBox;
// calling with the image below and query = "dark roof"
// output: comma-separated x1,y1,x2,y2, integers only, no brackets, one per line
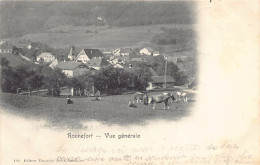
148,67,158,76
101,48,114,52
151,76,175,83
86,57,109,68
124,67,139,73
56,61,88,70
166,56,177,63
82,49,104,59
0,43,13,50
120,48,132,54
131,57,143,62
73,67,91,76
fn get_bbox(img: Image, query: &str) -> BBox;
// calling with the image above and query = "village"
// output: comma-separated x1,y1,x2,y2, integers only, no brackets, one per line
0,1,199,129
0,40,197,97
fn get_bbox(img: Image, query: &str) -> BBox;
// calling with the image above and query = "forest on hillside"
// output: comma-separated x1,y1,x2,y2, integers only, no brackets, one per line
0,1,195,38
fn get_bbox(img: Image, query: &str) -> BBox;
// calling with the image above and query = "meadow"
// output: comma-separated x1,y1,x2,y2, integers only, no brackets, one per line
13,24,194,50
0,90,196,129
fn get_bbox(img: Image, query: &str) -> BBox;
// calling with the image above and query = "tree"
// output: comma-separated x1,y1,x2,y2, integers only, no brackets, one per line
43,68,67,96
174,70,188,86
67,75,87,96
93,66,136,94
155,61,188,86
0,57,9,69
12,46,21,55
25,72,44,94
1,67,15,93
130,66,152,91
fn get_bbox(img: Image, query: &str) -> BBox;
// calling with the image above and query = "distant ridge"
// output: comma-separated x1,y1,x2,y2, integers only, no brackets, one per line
0,1,195,38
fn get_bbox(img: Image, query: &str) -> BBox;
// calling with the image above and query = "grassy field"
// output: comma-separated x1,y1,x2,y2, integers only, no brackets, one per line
0,53,32,68
0,90,196,129
11,24,194,50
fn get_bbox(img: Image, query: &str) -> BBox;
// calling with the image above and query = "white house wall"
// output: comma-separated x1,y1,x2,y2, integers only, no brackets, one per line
36,53,55,62
62,70,74,77
76,50,90,63
140,48,152,56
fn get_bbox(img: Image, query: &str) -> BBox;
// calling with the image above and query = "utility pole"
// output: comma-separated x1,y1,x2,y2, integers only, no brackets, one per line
164,56,168,89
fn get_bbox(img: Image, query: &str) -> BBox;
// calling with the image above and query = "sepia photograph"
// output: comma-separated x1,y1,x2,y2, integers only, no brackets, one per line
0,1,197,129
0,0,259,165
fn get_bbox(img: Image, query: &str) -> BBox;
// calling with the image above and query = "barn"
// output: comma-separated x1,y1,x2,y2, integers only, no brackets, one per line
146,76,175,90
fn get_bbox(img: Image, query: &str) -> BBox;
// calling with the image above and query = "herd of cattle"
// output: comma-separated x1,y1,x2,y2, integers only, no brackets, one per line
129,91,189,110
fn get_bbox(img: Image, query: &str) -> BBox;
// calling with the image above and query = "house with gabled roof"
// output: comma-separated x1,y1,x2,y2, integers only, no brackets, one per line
0,43,13,54
113,63,123,68
130,57,143,62
101,48,114,55
140,47,154,56
153,51,160,56
148,67,159,76
55,61,90,77
86,57,110,70
49,58,59,69
113,48,132,56
75,49,104,64
36,52,55,63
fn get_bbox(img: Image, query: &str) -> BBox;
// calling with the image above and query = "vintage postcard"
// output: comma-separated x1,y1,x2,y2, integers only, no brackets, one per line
0,0,259,165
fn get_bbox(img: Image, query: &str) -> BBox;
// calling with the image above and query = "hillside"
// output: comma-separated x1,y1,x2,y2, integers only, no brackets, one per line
0,53,33,68
13,24,195,51
0,1,195,38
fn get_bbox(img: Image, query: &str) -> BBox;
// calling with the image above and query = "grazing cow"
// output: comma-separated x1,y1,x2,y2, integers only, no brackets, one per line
148,93,175,110
133,92,145,103
176,92,188,102
128,100,137,108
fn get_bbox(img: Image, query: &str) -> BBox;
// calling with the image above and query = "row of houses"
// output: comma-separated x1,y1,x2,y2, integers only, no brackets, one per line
43,47,160,72
0,43,13,54
0,41,32,54
1,41,187,92
102,47,161,56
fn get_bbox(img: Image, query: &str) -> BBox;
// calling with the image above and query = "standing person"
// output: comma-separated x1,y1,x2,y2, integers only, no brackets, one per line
143,93,148,108
16,88,21,95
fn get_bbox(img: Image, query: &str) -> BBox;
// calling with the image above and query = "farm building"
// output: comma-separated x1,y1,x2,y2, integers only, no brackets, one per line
75,49,104,63
55,61,90,77
113,63,123,68
0,43,13,54
113,48,132,56
49,58,59,69
139,47,154,56
140,47,160,56
86,57,110,70
130,57,143,62
109,57,119,65
15,42,32,50
101,48,114,55
109,56,127,65
146,76,175,90
166,56,178,63
36,52,55,63
153,51,160,56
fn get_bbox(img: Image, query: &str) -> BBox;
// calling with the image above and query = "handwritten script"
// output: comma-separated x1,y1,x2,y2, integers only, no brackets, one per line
50,139,257,164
